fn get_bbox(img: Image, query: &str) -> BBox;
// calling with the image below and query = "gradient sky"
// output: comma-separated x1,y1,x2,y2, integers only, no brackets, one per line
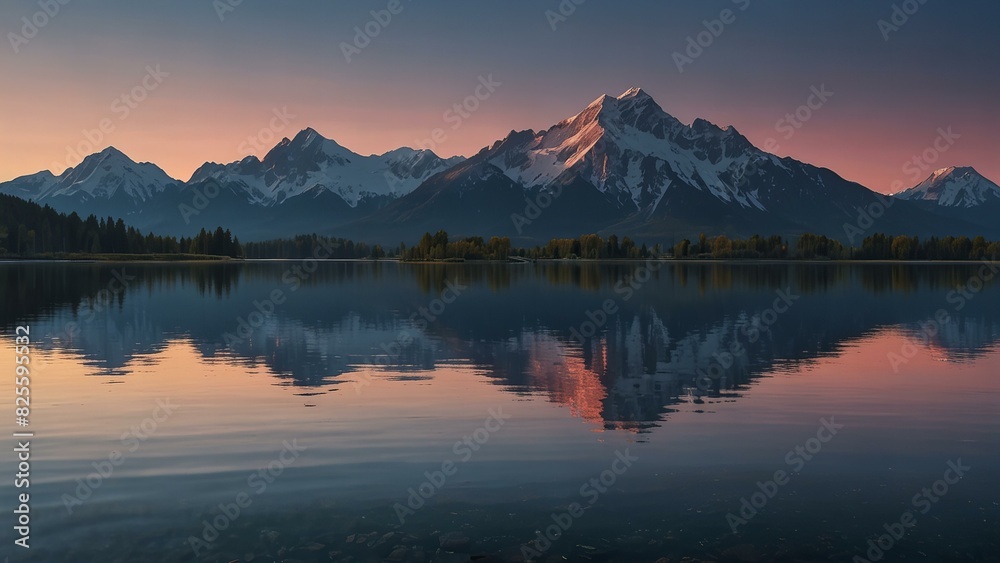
1,0,997,193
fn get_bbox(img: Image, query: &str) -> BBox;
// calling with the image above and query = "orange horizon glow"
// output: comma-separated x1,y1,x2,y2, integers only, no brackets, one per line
2,3,997,195
3,84,997,194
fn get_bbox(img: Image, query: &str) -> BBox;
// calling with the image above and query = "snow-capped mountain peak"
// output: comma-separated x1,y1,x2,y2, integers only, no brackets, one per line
482,87,768,211
3,88,997,243
895,166,1000,207
618,86,649,100
612,87,666,121
190,127,465,207
55,147,178,201
0,146,178,204
97,145,125,158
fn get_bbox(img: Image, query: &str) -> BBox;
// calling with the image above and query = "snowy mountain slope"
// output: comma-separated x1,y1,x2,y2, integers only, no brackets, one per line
482,88,779,213
0,147,179,204
2,90,994,243
890,167,1000,236
894,167,1000,207
0,132,466,240
188,128,464,207
354,87,979,243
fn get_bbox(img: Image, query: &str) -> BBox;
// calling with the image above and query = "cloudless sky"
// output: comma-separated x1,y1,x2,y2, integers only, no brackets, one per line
1,0,997,192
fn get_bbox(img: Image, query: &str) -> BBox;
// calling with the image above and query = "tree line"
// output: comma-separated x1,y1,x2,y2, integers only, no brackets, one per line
4,194,998,262
526,234,659,260
400,232,663,261
853,233,1000,261
242,234,383,259
0,194,241,257
673,232,1000,261
400,231,513,261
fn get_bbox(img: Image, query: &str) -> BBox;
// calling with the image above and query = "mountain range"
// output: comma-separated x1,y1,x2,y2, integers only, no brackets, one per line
2,88,997,244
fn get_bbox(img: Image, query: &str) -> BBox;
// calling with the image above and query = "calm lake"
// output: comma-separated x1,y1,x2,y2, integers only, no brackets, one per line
1,261,998,562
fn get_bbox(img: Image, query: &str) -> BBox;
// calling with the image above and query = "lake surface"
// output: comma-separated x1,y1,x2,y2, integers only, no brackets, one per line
1,261,998,562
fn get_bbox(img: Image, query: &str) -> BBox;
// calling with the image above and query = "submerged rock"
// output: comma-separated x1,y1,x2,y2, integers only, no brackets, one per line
386,546,409,561
439,531,472,552
259,529,280,544
297,541,326,552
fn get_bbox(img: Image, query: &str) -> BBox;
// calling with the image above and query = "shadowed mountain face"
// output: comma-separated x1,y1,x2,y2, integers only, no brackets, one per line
5,261,998,428
3,89,997,244
350,88,989,244
0,131,463,241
